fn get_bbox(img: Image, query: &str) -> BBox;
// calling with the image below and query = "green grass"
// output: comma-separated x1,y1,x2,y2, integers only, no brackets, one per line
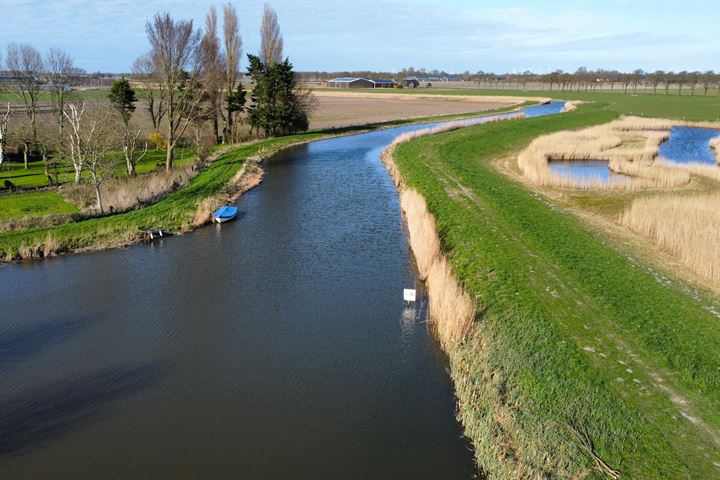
0,147,196,189
393,104,720,478
0,191,78,221
313,87,720,121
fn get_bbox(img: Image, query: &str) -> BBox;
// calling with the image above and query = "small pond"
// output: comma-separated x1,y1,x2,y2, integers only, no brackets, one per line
658,126,720,165
549,160,630,185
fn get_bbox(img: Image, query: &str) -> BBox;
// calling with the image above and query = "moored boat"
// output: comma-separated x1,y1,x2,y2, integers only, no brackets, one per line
212,206,238,223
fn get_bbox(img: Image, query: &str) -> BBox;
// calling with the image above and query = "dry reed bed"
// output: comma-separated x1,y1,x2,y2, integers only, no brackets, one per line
61,167,195,213
192,154,264,226
560,100,583,113
621,193,720,288
60,145,240,215
518,116,720,190
380,114,524,347
382,143,475,347
710,136,720,164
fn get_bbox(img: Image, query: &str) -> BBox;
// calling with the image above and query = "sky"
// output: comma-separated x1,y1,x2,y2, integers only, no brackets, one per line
0,0,718,74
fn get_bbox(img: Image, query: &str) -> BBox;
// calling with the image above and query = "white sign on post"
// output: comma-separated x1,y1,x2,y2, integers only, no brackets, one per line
403,289,417,302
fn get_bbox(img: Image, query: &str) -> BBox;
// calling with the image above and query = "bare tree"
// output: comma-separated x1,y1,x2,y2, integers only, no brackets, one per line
63,103,87,183
260,3,283,65
145,13,206,171
122,129,148,177
63,103,122,211
5,43,44,168
202,5,224,143
132,53,166,139
223,2,243,143
46,47,75,135
0,104,12,168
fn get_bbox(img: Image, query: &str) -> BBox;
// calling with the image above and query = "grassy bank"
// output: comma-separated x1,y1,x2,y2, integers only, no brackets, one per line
392,104,720,478
0,134,321,260
0,103,535,260
313,87,720,121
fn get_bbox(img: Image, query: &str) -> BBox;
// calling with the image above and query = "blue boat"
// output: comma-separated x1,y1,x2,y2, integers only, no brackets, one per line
212,206,238,224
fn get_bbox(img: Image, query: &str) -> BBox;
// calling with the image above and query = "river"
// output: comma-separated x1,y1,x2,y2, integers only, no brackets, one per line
0,102,563,479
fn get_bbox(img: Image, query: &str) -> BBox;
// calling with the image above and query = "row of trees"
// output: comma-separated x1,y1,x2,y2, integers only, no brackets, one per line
0,44,78,169
476,68,720,95
134,2,311,171
1,2,314,213
302,66,720,96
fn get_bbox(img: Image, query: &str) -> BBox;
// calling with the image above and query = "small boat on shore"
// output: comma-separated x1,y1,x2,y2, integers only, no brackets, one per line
212,206,238,224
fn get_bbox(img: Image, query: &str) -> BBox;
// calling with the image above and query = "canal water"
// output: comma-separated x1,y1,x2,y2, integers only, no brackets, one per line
659,126,720,165
0,102,563,479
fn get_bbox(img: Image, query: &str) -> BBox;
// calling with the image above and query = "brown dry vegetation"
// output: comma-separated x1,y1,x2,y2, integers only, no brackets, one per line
518,116,720,189
59,144,238,215
382,143,475,347
61,166,194,213
378,114,525,347
513,115,720,291
710,136,720,163
621,194,720,288
381,114,527,346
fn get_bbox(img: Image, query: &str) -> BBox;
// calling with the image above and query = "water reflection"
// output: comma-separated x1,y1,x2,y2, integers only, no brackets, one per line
659,126,720,165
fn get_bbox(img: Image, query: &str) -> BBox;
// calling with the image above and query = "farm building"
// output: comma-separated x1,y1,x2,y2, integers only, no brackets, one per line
404,76,466,88
326,77,397,88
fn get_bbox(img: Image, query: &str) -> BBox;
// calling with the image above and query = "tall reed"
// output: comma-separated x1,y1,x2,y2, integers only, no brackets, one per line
378,116,529,346
516,115,720,190
620,193,720,288
710,136,720,164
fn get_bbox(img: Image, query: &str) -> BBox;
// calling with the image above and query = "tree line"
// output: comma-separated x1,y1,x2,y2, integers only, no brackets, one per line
0,2,313,213
301,66,720,96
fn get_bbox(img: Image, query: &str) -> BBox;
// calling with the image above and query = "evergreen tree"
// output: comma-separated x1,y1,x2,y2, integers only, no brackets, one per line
226,82,247,140
108,77,137,126
246,54,309,137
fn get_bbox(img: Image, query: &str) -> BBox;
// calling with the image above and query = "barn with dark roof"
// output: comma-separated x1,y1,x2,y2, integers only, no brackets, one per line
326,77,396,88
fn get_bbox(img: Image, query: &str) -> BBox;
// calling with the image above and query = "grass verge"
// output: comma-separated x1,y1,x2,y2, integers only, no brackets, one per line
0,190,78,221
392,103,720,478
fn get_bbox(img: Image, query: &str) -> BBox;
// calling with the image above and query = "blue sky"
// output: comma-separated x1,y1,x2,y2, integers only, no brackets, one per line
0,0,718,73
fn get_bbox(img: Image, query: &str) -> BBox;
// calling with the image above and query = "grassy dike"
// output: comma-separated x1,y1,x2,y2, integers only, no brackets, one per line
391,104,720,478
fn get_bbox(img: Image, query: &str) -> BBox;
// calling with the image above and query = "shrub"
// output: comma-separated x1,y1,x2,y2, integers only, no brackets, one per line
147,132,167,150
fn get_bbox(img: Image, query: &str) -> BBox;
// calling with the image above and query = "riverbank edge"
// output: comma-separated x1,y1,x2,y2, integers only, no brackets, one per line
0,100,538,264
378,111,610,478
386,105,720,478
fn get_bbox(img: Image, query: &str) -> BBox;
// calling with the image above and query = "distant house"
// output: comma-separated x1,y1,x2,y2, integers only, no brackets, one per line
326,77,397,88
0,74,36,86
404,76,465,88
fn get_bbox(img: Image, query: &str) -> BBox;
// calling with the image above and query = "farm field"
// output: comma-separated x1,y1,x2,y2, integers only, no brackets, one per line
314,87,720,121
309,91,517,129
391,104,720,478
